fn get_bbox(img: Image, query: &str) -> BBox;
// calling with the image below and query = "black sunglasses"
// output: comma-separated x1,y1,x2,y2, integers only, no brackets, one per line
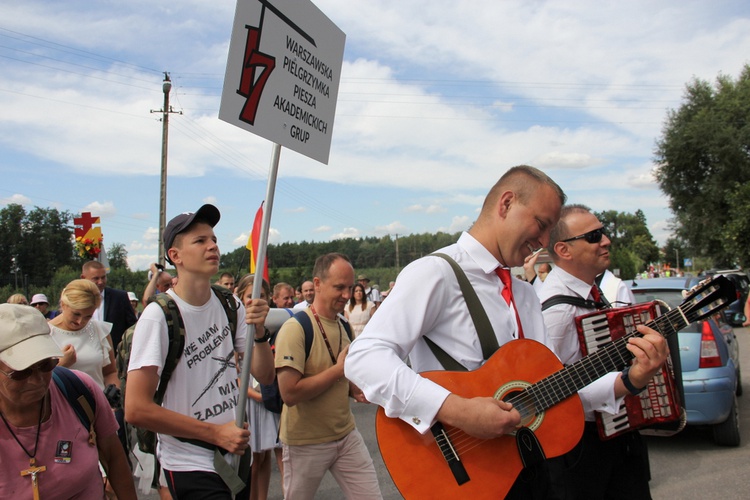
0,358,59,381
561,227,606,244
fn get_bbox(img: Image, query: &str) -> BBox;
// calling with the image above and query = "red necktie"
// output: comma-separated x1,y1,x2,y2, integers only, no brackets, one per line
496,268,524,338
591,286,602,303
496,267,513,305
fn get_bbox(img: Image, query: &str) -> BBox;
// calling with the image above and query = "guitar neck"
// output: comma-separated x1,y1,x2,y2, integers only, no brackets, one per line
512,302,689,417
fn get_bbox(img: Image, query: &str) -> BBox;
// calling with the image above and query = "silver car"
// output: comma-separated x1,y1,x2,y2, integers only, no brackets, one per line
629,277,742,446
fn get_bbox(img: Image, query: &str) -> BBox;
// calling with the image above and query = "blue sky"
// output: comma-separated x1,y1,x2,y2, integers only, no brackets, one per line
1,0,749,271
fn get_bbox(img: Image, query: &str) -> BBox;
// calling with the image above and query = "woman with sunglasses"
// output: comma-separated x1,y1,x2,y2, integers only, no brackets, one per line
0,303,136,498
48,279,118,391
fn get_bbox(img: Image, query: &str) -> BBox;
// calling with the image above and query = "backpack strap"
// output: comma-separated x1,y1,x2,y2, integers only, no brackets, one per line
152,294,185,406
293,309,353,360
52,366,108,473
541,295,604,311
294,310,315,359
210,284,239,342
424,253,500,372
340,317,353,341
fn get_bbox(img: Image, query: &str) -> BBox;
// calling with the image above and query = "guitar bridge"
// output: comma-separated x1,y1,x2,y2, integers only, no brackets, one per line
431,422,470,486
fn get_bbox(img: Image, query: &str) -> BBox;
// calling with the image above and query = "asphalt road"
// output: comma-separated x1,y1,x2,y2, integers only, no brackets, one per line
140,326,750,499
646,325,750,500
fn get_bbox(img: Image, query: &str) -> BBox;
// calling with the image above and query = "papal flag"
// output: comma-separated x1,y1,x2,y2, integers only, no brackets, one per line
246,202,269,283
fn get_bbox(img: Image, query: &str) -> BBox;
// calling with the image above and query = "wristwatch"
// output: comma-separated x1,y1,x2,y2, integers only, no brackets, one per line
254,328,272,343
621,366,647,395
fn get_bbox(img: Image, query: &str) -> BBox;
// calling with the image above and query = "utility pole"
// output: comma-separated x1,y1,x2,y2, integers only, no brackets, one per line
394,233,400,272
151,72,182,267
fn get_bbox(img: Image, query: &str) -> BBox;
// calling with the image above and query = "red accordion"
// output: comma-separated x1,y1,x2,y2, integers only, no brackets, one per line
575,302,686,440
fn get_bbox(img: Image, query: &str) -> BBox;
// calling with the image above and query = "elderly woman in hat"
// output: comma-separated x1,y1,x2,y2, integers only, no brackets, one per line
0,304,136,499
30,293,59,320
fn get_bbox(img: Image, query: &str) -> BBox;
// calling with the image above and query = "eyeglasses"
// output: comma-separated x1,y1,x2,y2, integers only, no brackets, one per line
561,227,606,244
0,358,59,381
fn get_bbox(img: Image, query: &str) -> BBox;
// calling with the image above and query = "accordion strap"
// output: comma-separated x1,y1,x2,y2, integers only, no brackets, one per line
541,294,606,311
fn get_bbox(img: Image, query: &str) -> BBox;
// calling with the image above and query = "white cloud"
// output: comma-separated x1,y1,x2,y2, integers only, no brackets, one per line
442,216,472,234
0,194,32,205
374,221,408,235
233,233,249,246
313,225,332,233
331,228,360,240
2,0,748,263
83,201,117,218
405,204,447,214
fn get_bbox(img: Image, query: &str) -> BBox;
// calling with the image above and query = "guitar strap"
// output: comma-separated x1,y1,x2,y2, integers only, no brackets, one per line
427,254,550,468
425,254,499,371
515,426,547,469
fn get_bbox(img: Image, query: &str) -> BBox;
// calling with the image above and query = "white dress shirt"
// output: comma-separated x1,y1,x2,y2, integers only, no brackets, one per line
537,267,624,420
345,232,554,434
598,269,636,307
94,290,105,321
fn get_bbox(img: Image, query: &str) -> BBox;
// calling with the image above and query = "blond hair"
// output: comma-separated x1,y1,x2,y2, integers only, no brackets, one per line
60,279,102,310
6,293,28,305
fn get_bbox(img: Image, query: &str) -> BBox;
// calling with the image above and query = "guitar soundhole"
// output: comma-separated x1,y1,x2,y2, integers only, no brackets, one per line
495,380,544,431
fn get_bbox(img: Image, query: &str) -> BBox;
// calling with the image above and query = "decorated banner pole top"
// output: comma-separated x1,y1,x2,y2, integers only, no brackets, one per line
74,212,105,265
219,0,346,164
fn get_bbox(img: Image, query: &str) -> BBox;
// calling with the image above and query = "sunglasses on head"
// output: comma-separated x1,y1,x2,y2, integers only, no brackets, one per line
0,358,59,381
561,227,606,244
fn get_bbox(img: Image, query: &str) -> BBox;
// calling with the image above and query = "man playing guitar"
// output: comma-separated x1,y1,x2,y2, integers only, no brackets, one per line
346,166,669,499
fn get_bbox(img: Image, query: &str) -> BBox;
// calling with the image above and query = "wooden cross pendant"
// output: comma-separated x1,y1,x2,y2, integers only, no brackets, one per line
20,458,46,500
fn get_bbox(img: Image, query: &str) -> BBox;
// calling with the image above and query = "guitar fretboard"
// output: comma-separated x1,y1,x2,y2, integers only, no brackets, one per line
510,292,727,419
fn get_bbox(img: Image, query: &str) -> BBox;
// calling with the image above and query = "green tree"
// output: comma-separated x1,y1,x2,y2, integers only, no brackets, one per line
107,243,129,270
654,64,750,268
0,204,25,277
0,204,75,284
596,209,659,278
722,182,750,268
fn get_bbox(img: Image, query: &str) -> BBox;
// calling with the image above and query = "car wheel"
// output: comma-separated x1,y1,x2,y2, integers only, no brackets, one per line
712,395,741,447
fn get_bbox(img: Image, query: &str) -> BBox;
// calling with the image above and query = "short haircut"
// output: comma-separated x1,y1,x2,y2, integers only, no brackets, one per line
547,204,593,256
481,165,566,216
60,279,102,310
312,253,351,281
82,260,105,273
273,282,293,297
219,272,234,280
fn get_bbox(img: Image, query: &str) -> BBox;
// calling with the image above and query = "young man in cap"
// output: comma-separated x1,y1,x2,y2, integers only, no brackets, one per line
30,293,58,319
125,204,276,498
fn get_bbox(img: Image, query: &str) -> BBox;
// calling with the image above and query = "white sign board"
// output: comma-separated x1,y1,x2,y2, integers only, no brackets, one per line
220,0,346,164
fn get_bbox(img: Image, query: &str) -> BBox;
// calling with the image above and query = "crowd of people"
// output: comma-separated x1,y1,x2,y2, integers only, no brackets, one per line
3,164,733,499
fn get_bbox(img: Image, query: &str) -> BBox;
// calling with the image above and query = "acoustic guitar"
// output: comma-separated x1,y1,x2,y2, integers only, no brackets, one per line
375,275,735,499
